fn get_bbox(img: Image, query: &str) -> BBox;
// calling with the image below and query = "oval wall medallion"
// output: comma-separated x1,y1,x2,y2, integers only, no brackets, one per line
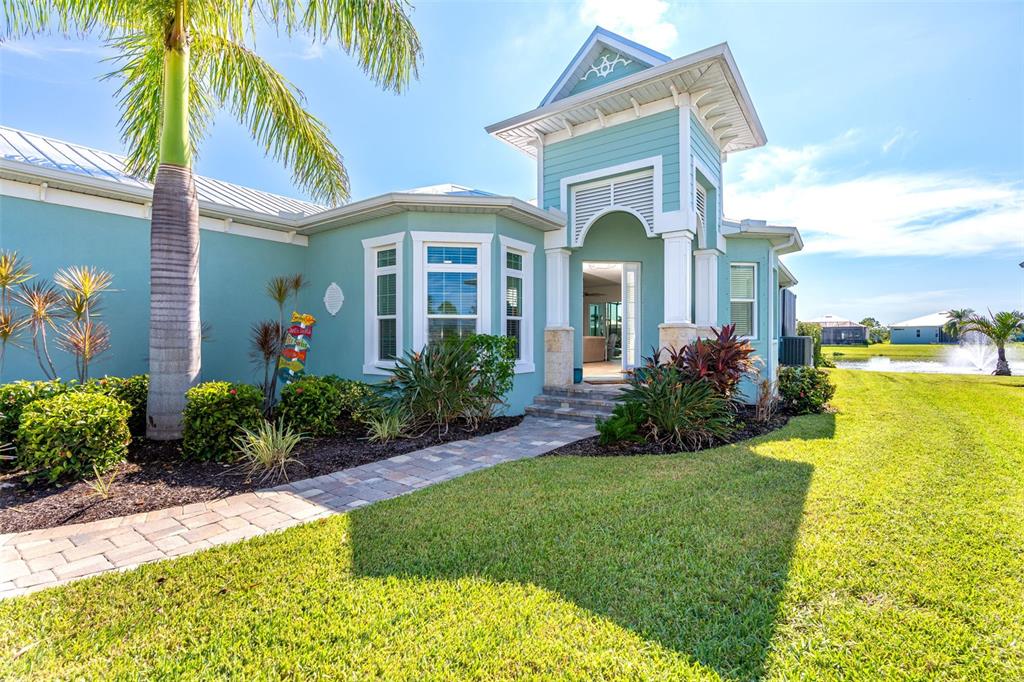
323,282,344,316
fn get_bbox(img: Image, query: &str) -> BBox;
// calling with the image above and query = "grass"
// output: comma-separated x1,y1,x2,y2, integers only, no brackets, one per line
2,370,1022,679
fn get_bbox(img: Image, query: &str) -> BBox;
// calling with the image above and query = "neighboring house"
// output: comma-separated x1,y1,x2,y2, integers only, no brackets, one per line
890,312,955,344
805,315,868,345
0,26,802,411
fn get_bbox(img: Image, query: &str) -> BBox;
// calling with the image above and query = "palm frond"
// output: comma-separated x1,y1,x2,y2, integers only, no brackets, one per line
266,275,294,309
0,0,147,39
195,33,349,205
249,319,284,365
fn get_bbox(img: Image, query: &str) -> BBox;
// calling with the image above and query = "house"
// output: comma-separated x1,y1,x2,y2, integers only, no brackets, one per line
890,312,954,344
0,27,802,412
805,315,868,345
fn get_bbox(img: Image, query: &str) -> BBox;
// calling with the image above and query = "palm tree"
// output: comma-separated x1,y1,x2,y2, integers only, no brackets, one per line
3,1,421,439
962,310,1024,376
942,308,974,341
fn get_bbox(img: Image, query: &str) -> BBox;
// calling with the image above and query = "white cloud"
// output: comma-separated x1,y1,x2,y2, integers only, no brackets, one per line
881,127,917,154
0,41,102,59
726,137,1024,258
579,0,679,51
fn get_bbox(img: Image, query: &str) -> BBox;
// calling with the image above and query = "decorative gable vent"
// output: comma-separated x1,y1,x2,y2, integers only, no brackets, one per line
571,170,655,246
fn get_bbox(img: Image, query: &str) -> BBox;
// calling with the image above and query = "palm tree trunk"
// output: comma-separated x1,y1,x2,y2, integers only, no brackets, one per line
146,15,200,439
994,344,1011,376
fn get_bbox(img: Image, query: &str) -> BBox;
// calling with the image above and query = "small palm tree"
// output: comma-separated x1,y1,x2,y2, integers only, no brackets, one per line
962,310,1024,376
4,1,421,439
0,250,33,368
942,308,974,341
14,281,65,379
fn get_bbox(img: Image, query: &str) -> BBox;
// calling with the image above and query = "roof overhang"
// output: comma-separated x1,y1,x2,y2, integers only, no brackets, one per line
0,159,304,231
2,159,565,236
297,193,566,235
778,260,798,288
721,218,803,255
486,42,766,157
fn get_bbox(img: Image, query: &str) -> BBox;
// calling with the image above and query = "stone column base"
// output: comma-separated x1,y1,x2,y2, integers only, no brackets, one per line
544,326,575,388
657,323,717,361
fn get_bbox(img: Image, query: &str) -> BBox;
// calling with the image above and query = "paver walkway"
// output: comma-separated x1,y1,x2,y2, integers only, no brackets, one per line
0,417,594,599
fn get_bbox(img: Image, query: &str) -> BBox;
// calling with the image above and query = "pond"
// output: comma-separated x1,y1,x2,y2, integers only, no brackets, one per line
832,344,1024,374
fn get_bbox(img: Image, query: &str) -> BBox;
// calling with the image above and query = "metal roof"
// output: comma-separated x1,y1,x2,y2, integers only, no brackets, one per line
0,126,323,218
805,315,865,328
400,183,498,198
891,312,951,328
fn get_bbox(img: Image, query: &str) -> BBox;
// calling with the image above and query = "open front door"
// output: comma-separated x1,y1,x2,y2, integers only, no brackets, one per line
621,262,641,369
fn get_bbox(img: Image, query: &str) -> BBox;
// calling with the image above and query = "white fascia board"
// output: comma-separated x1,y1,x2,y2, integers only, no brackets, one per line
486,43,765,150
299,192,565,234
778,260,798,287
721,220,803,254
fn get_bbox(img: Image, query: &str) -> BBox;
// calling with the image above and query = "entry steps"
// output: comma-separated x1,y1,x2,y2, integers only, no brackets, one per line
524,385,624,423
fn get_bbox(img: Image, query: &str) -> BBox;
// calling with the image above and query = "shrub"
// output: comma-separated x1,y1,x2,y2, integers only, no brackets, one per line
85,375,148,437
16,391,130,483
664,324,757,401
466,334,517,419
276,375,344,436
596,401,644,446
796,321,834,368
327,377,375,423
0,379,71,445
778,366,836,414
182,382,263,461
233,419,305,484
621,363,734,450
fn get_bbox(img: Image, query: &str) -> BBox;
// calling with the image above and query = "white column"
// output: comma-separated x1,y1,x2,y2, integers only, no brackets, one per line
545,248,571,327
694,249,720,328
662,230,694,324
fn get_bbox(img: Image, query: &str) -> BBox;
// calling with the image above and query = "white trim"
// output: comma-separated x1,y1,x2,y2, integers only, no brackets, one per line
545,248,571,327
499,236,536,374
532,137,545,207
693,249,720,327
662,231,694,325
0,177,309,246
729,261,758,341
542,95,679,147
410,231,493,351
362,232,405,375
559,157,663,244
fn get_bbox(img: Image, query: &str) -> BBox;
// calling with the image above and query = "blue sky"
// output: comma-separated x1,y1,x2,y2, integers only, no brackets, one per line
1,0,1022,324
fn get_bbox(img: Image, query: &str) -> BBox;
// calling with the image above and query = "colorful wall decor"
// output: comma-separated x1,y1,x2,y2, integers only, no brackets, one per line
277,312,316,385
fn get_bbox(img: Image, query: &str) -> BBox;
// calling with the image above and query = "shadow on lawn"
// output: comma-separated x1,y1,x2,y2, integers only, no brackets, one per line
349,418,827,679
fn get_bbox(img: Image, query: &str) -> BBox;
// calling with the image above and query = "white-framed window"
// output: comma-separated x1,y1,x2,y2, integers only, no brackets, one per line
500,236,535,373
411,232,492,350
730,262,757,339
362,232,404,374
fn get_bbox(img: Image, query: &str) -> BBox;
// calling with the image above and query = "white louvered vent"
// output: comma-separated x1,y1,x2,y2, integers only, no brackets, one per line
695,184,707,233
571,170,655,245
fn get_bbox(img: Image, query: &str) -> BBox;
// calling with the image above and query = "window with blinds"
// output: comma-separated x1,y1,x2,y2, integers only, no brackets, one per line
730,263,756,338
571,170,655,245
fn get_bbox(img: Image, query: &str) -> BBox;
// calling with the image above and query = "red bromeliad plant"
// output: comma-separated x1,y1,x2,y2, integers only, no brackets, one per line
662,324,757,400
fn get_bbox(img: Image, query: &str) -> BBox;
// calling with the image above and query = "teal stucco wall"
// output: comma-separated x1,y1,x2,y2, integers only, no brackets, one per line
543,108,680,214
0,196,305,385
569,211,664,376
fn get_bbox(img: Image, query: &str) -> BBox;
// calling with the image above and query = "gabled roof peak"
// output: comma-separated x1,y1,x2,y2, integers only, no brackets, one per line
540,26,671,106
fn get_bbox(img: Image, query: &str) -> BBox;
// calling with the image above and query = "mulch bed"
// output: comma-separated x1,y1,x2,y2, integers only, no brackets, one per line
0,415,522,534
546,406,791,457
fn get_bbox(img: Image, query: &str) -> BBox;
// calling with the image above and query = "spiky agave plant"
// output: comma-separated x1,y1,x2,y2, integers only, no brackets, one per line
14,281,65,379
3,0,422,439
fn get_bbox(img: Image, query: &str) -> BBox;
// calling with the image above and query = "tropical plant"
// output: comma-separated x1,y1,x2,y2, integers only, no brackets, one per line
0,250,32,367
13,280,64,379
778,366,836,414
943,308,975,341
232,418,305,484
667,324,756,401
618,362,734,450
3,0,422,440
961,310,1024,376
595,401,645,446
86,463,121,500
466,334,517,420
385,337,495,434
755,375,777,423
329,377,375,423
16,391,131,483
182,381,264,461
50,266,115,382
249,319,284,411
364,406,410,444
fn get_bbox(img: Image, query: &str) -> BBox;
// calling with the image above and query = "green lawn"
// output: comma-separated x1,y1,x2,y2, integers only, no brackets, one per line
825,342,1024,362
2,371,1022,679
